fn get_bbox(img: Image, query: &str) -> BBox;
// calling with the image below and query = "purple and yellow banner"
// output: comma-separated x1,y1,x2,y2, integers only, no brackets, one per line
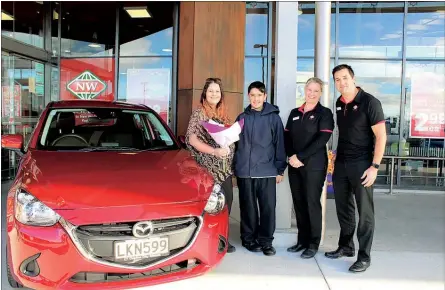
327,150,336,198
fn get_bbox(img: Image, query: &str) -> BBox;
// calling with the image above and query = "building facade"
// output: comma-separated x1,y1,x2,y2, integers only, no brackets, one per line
2,2,444,226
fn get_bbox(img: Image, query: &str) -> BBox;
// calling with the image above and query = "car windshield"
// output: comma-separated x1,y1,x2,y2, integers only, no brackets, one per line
37,108,178,151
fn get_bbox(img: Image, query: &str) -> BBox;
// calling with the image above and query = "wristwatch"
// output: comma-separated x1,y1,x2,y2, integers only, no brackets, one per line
371,163,380,169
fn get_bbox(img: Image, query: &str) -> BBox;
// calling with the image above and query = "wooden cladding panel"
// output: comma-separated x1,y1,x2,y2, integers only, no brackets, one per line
192,2,245,93
177,2,245,135
178,2,195,90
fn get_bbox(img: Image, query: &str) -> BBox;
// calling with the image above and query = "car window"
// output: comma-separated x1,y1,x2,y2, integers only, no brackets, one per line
38,108,178,151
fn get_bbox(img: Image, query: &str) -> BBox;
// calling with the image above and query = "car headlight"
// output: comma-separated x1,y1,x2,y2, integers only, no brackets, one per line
15,189,60,226
204,184,225,214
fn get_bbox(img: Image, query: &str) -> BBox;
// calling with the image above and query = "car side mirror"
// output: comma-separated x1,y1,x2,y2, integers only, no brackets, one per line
1,134,24,157
178,135,187,149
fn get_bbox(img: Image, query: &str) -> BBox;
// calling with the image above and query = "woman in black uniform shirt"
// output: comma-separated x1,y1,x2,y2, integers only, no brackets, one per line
284,77,334,259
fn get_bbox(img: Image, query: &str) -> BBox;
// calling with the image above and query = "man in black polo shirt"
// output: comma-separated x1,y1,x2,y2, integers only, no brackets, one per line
325,64,387,273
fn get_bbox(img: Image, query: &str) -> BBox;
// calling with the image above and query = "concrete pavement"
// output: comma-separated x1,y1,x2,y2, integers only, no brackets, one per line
2,182,444,290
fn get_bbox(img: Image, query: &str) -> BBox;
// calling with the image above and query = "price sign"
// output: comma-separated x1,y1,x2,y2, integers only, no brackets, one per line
409,73,445,139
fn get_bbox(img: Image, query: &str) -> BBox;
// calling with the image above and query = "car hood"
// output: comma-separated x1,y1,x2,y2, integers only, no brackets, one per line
19,149,215,210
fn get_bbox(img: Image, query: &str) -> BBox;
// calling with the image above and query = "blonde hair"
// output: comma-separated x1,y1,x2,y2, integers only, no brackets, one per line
305,77,324,91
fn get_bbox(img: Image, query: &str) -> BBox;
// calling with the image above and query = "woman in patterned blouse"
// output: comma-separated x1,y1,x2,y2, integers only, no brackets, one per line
185,77,236,253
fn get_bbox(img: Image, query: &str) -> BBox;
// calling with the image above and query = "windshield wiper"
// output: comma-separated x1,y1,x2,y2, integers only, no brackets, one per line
78,146,141,152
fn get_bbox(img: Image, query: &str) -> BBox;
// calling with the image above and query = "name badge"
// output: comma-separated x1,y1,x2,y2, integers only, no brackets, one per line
336,107,342,111
293,116,300,121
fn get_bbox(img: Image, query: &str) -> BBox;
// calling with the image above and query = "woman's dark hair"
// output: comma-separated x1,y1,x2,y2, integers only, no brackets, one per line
200,77,230,124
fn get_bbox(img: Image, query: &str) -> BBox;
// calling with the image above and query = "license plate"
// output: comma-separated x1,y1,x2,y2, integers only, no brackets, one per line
114,237,169,260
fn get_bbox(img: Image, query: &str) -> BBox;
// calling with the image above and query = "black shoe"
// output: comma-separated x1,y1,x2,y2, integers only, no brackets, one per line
325,248,355,259
301,248,317,259
287,244,306,253
262,246,276,256
242,241,262,252
227,242,236,253
349,260,371,273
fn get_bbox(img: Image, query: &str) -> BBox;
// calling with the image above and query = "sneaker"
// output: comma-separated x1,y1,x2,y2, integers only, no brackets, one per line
262,245,276,256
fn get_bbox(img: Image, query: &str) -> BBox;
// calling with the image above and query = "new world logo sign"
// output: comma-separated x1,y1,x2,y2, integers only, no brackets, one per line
67,71,107,100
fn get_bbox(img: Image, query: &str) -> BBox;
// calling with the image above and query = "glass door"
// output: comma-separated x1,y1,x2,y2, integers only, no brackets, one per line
1,51,46,180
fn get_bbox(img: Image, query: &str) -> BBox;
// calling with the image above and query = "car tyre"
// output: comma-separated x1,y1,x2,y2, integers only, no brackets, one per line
6,247,23,288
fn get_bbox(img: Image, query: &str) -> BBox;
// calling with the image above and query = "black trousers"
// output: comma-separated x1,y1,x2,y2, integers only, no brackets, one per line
288,167,326,250
237,177,276,247
333,160,375,262
221,176,233,214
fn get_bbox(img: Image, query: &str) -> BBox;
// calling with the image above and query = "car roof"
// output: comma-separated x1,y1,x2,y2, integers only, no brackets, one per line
48,100,151,111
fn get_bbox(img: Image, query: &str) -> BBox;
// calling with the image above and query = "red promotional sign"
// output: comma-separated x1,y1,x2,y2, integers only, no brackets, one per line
60,58,115,101
2,85,22,118
409,73,445,139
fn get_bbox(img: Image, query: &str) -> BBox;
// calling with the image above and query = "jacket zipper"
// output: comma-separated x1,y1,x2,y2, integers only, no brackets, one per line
249,113,256,177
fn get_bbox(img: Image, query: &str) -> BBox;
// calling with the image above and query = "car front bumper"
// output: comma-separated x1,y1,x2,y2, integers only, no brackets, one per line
8,209,229,290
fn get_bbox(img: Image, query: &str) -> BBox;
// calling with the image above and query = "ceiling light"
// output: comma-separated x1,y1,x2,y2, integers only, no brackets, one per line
124,7,151,18
1,11,14,21
88,43,101,48
162,49,172,52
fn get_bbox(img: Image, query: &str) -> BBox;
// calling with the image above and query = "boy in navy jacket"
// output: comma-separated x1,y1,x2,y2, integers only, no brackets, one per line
234,81,287,256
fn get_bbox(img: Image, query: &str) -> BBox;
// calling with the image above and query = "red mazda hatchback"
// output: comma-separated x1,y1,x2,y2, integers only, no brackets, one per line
2,100,229,290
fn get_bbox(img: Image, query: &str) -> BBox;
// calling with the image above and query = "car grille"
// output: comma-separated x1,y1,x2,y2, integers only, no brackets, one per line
69,259,201,283
73,216,200,267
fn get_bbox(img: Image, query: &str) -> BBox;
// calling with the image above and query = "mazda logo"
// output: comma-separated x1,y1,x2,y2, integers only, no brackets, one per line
132,221,154,238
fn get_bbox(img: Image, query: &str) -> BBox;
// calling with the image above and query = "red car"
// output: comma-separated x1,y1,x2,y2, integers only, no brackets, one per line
2,100,229,290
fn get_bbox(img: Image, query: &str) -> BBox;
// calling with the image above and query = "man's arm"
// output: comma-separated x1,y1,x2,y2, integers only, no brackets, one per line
371,123,387,165
361,98,386,187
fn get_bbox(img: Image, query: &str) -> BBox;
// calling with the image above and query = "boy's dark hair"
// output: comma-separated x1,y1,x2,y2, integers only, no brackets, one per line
248,81,266,94
332,64,355,79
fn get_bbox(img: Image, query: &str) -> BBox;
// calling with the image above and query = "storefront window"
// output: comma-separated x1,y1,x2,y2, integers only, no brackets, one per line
60,2,116,57
338,2,404,58
295,57,336,108
51,2,60,58
244,2,269,107
117,3,174,127
1,1,45,49
118,57,172,124
296,2,336,58
406,2,445,59
1,53,46,179
119,2,174,57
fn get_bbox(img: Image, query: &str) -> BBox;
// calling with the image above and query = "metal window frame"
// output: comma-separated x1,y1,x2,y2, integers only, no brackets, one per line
266,2,273,100
114,3,120,99
171,2,179,134
112,2,178,133
244,2,272,103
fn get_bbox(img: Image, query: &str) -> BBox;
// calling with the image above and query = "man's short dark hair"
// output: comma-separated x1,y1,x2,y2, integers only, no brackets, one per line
248,81,266,94
332,64,355,79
